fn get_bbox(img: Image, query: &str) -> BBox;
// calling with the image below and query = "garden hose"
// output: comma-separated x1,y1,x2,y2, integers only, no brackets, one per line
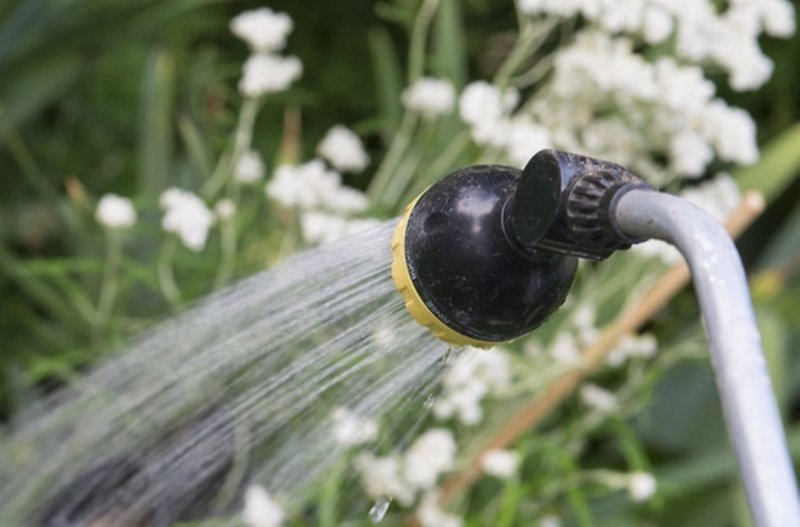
391,149,651,347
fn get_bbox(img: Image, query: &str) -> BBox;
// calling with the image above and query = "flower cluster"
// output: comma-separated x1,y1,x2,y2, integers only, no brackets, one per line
95,194,136,230
231,8,302,97
355,429,457,505
160,188,215,251
627,471,657,502
579,383,618,414
433,348,512,425
458,81,552,167
331,407,378,447
519,0,794,90
317,125,370,173
530,31,759,181
480,449,520,479
235,150,267,184
417,490,463,527
402,77,456,119
267,139,378,245
242,485,286,527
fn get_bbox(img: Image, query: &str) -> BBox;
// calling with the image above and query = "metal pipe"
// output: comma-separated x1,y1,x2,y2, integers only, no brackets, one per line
614,189,800,526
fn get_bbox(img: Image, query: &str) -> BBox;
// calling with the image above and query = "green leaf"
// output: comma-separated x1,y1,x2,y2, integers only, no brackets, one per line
757,200,800,269
369,27,404,131
178,114,214,181
736,122,800,202
0,50,82,135
755,307,789,414
432,0,467,88
138,47,176,198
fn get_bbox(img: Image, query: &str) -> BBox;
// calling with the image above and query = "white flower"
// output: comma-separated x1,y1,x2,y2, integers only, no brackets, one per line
481,449,520,479
242,485,285,527
607,334,658,367
96,194,136,229
503,117,552,167
680,172,741,223
627,471,657,502
331,407,378,446
631,239,681,265
235,150,266,183
432,381,485,425
643,6,674,44
403,428,457,490
300,212,348,245
300,212,380,245
267,159,369,214
700,101,758,165
654,59,715,114
230,8,293,52
459,81,518,132
160,188,215,251
579,383,617,413
402,77,456,118
518,0,544,15
317,125,370,173
434,348,511,425
539,514,562,527
669,131,713,177
572,304,598,345
550,334,581,365
215,199,236,221
268,161,330,210
417,491,463,527
758,0,796,37
355,453,415,506
239,53,302,97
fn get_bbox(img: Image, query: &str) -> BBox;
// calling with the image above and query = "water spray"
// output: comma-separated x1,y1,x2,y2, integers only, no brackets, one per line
392,149,800,526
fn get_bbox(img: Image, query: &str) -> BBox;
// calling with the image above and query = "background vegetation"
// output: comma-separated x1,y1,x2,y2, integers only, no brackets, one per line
1,0,799,525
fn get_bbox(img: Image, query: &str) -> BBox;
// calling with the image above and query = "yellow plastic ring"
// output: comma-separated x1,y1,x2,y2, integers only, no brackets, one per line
391,195,497,349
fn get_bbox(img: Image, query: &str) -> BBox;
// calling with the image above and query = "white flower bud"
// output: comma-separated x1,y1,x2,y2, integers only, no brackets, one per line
96,194,137,230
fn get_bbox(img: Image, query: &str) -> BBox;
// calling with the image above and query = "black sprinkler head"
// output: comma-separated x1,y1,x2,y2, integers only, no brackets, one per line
392,149,653,347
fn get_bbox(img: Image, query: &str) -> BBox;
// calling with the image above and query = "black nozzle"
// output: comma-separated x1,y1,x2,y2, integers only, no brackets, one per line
396,149,655,345
400,165,578,344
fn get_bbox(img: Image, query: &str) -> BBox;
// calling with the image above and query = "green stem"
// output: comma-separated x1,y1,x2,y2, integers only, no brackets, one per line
201,97,261,199
368,0,441,211
3,128,53,199
401,129,471,204
214,213,237,290
494,19,559,90
318,457,347,527
95,231,122,329
408,0,441,83
367,111,419,208
511,54,555,89
158,237,182,306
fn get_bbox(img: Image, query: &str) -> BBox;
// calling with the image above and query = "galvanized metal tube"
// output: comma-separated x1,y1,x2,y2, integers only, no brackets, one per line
614,189,800,527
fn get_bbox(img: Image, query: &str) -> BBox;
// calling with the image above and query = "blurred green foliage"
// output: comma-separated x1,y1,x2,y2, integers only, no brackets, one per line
1,1,799,525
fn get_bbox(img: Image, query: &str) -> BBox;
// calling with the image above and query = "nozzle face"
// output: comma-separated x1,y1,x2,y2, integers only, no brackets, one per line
398,165,577,344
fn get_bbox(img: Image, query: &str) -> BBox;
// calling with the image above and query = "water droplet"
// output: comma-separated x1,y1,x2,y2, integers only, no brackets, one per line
368,496,392,523
424,394,436,409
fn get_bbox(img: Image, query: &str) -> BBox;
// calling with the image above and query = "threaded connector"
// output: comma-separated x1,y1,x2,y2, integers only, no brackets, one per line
566,166,653,256
506,149,655,260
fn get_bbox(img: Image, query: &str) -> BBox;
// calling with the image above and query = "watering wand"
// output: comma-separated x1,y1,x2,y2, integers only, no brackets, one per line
392,149,800,526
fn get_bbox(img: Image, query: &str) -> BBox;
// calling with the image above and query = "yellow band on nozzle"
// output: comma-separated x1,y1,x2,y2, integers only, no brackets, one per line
391,196,496,349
